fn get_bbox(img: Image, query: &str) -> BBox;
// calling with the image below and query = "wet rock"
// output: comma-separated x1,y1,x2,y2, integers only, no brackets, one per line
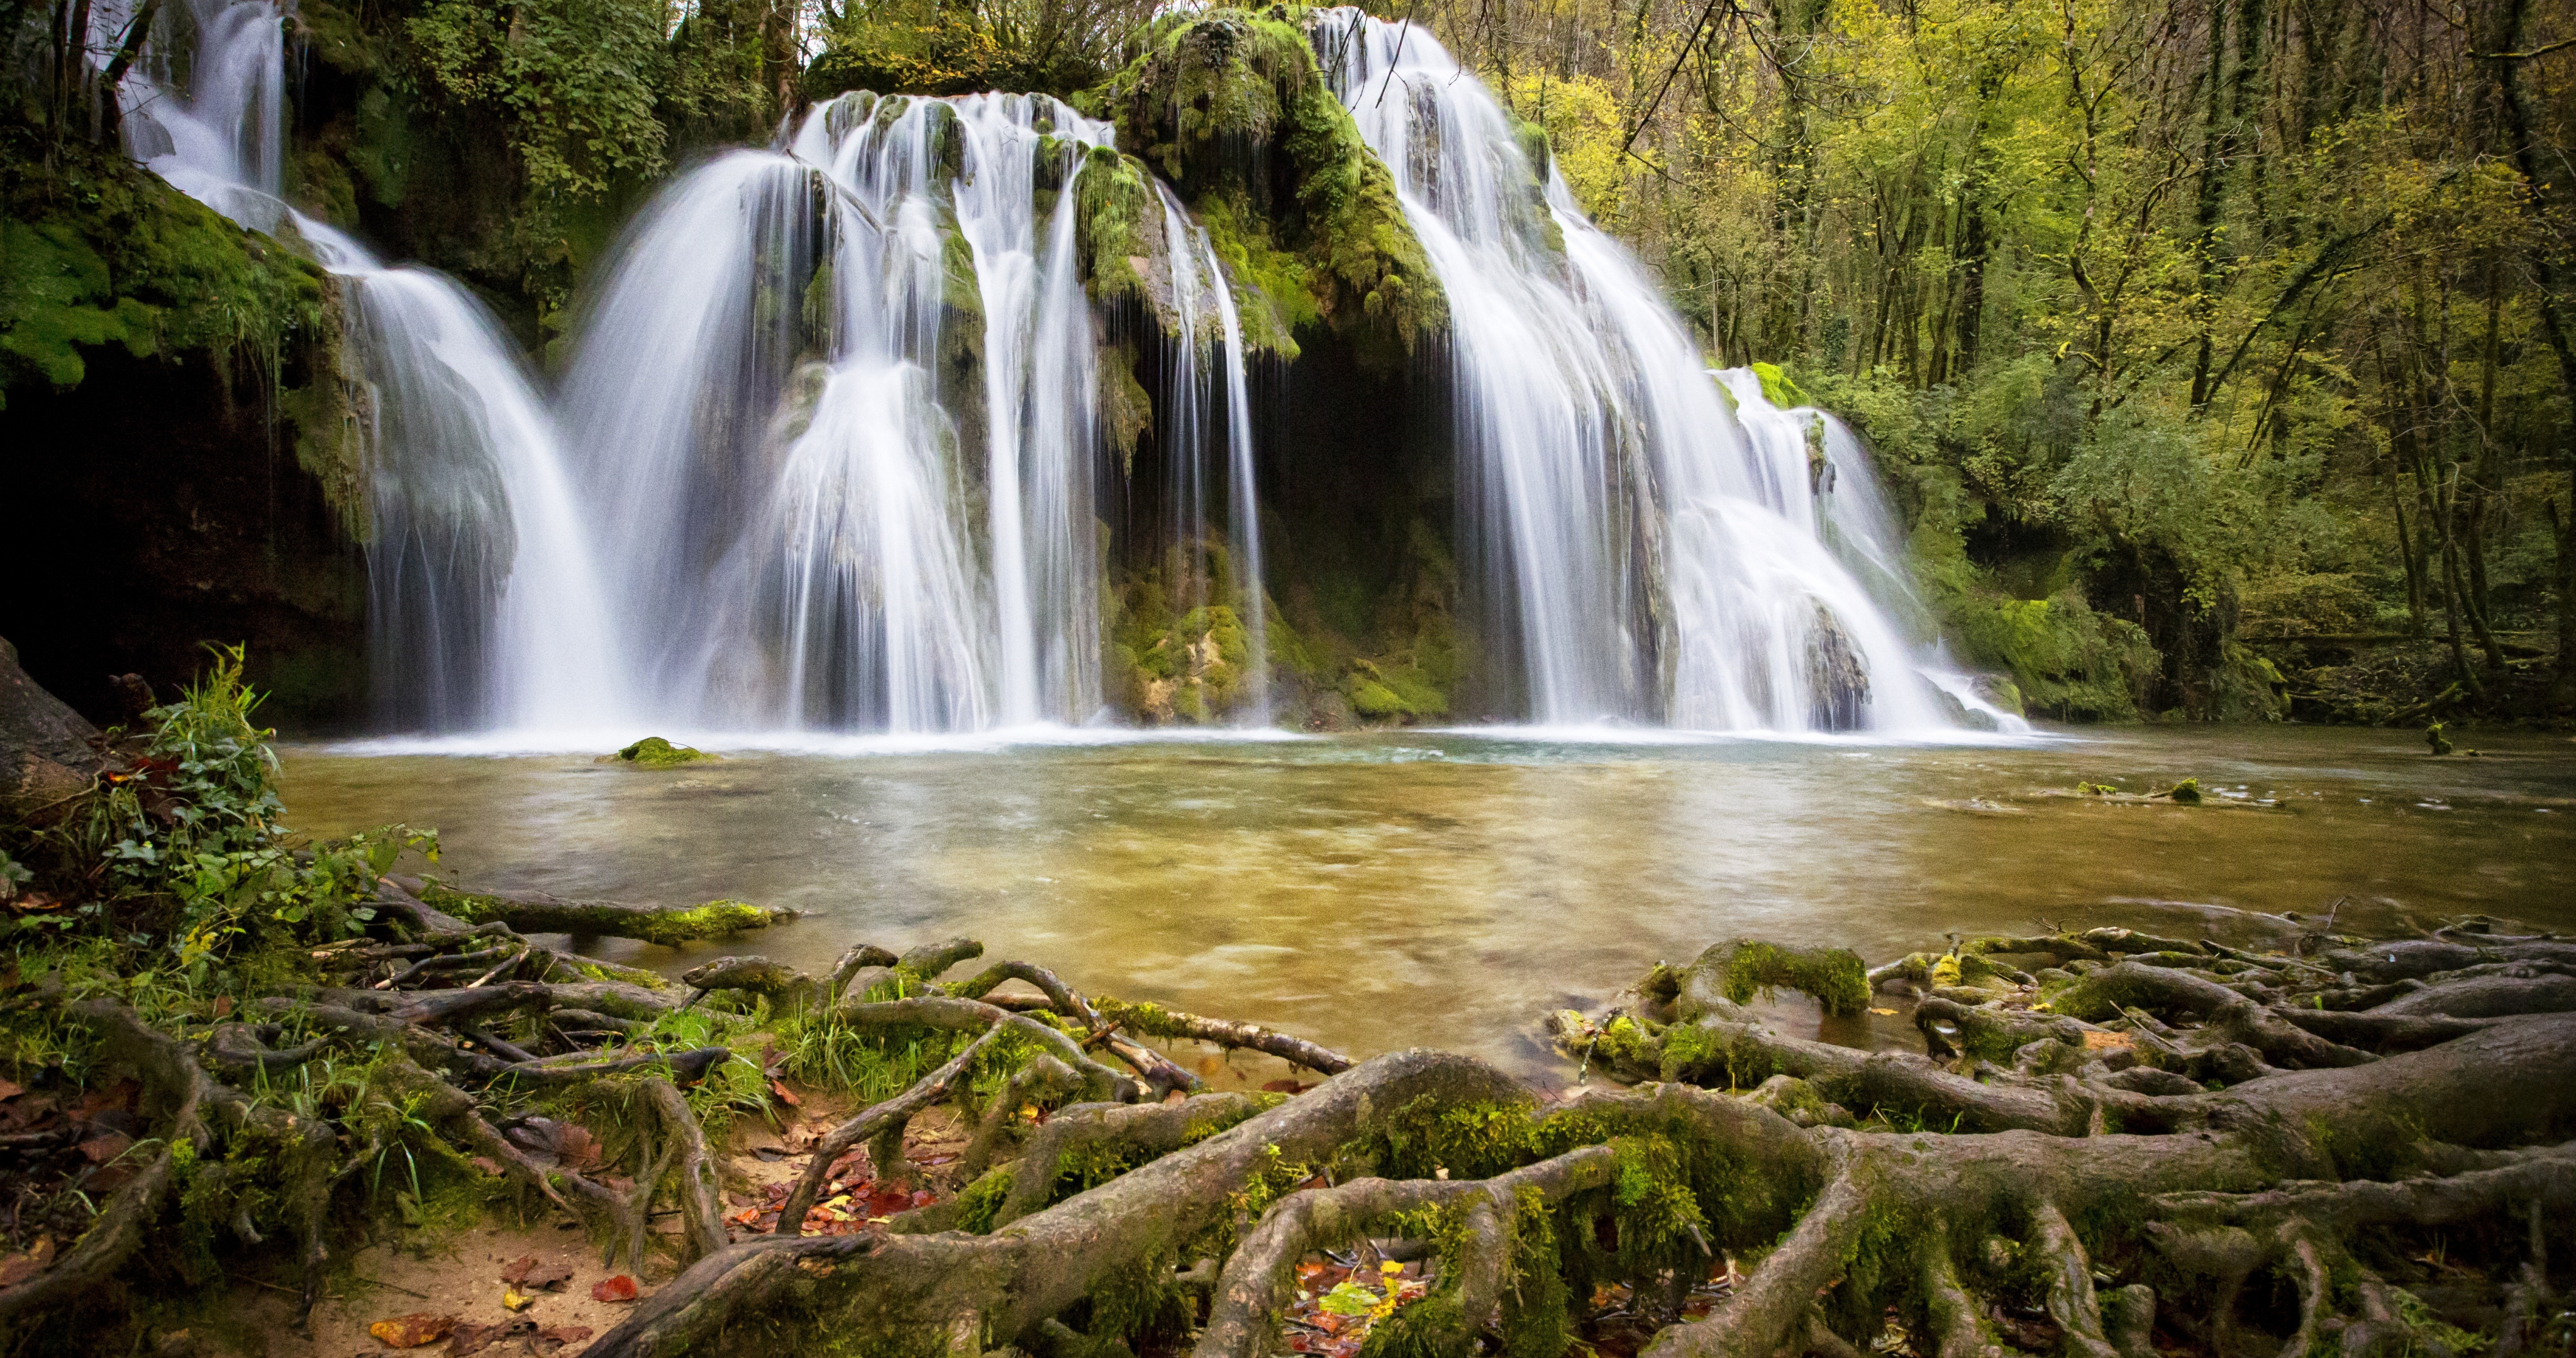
1804,604,1870,731
2,636,107,822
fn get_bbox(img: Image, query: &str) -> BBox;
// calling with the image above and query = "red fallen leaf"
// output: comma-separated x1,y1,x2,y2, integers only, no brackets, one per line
470,1156,506,1177
769,1078,801,1108
0,1237,56,1288
1262,1079,1314,1094
209,996,233,1019
591,1275,639,1303
367,1312,457,1348
78,1132,133,1164
862,1184,918,1217
0,1078,22,1101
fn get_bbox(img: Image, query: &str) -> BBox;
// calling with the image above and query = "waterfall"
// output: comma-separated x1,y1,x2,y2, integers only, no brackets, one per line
1315,9,1957,733
295,219,626,732
1150,185,1272,725
86,0,621,731
550,94,1122,733
92,0,286,231
85,0,2002,739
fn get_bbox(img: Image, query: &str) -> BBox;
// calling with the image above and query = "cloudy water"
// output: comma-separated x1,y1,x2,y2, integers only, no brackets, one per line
278,727,2576,1077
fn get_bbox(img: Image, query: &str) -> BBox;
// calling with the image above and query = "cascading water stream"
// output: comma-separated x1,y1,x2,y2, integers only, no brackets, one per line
87,0,625,732
554,94,1123,734
1316,9,1957,732
85,0,2001,739
295,219,627,732
1151,185,1273,724
91,0,285,230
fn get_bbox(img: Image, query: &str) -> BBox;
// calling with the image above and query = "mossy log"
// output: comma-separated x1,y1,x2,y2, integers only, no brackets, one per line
393,873,793,946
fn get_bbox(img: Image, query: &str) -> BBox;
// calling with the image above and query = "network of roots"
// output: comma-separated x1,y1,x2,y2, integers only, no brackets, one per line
3,883,2572,1358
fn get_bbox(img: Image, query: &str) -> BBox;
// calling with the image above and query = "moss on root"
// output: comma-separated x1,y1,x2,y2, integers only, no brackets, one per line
1705,941,1872,1017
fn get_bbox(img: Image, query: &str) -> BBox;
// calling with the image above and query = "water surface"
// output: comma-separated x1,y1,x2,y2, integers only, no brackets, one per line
278,726,2576,1075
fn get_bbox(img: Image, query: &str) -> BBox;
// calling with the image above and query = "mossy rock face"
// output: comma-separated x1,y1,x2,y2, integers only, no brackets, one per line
1091,8,1445,372
1748,361,1811,411
1106,537,1279,725
609,736,720,768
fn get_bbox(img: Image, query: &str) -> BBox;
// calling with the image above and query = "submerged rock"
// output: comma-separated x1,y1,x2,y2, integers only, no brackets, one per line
608,736,719,768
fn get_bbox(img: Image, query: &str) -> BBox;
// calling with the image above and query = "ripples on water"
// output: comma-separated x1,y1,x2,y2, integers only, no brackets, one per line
277,726,2576,1078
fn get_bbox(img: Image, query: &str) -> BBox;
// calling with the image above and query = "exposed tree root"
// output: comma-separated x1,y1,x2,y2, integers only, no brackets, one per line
392,873,796,945
9,907,2576,1358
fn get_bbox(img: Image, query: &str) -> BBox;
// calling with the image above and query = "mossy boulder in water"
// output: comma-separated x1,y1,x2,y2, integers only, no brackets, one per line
611,736,719,768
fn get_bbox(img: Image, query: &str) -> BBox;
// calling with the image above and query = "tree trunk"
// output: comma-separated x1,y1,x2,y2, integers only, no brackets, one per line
2187,0,2234,409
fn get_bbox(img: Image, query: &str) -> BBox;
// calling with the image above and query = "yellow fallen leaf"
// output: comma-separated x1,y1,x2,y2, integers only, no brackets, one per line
368,1313,457,1348
1868,1007,1897,1015
502,1288,535,1312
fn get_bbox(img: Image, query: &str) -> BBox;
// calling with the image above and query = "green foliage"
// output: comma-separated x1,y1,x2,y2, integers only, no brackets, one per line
805,0,1153,101
407,0,671,199
8,646,434,983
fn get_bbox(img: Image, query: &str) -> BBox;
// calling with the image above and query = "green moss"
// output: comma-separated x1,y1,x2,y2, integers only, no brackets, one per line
1921,548,2159,722
3,144,328,411
1359,1293,1472,1358
953,1165,1014,1234
1075,146,1162,307
611,736,719,767
1110,540,1274,724
1710,941,1871,1017
2163,777,2202,803
1094,8,1445,370
1750,362,1813,409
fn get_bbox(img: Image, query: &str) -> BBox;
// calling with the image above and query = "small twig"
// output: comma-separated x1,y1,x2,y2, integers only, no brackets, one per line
464,951,523,989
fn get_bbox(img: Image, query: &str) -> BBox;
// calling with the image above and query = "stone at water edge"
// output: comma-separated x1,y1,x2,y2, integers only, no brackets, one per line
604,736,719,768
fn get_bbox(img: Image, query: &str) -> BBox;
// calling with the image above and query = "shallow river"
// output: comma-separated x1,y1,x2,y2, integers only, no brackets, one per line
277,726,2576,1078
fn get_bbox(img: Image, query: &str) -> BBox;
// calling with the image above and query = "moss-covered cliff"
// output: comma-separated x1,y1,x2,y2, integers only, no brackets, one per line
1089,8,1442,372
1,134,369,723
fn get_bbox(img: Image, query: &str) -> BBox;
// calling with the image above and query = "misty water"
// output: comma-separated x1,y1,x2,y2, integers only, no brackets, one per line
278,727,2576,1078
